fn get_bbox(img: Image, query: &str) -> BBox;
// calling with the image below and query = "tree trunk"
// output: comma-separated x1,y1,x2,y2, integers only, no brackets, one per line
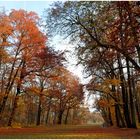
131,72,140,123
36,95,42,126
65,108,70,124
117,54,132,128
111,84,126,127
115,104,125,128
115,105,120,127
126,58,137,128
0,60,23,121
7,89,19,126
27,109,32,125
45,98,52,124
53,111,57,125
45,106,50,124
57,110,63,124
7,61,25,126
108,107,113,126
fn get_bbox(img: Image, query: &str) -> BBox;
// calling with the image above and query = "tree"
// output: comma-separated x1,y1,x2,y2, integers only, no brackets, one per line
5,9,48,126
44,1,140,128
45,66,84,124
44,1,140,71
0,9,63,126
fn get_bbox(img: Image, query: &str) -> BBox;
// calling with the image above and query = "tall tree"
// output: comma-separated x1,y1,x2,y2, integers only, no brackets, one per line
44,1,140,128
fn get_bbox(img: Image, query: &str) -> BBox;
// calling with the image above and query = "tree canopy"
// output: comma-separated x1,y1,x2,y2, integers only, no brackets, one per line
44,1,140,128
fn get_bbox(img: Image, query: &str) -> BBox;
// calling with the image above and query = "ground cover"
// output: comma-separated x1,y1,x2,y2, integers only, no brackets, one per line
0,125,140,139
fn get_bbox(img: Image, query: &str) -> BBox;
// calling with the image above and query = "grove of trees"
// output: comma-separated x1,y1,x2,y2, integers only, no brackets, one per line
45,1,140,128
0,9,84,127
1,1,140,129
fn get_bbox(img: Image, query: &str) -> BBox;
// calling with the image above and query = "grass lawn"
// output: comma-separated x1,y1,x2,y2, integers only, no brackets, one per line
0,124,140,139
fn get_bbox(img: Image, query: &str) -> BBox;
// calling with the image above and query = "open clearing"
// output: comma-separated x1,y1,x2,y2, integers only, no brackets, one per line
0,125,140,139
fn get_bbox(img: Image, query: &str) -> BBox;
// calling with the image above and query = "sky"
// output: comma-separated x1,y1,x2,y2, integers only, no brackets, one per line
0,0,95,111
0,1,53,16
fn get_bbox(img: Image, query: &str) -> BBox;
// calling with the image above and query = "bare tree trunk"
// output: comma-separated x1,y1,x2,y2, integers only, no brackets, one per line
53,111,57,125
131,72,140,123
8,94,19,126
126,58,137,128
112,84,126,127
115,104,126,127
45,97,52,124
115,105,120,127
45,106,50,124
57,110,63,124
36,94,42,126
7,60,25,126
117,54,132,128
0,60,23,121
65,108,70,124
108,107,113,126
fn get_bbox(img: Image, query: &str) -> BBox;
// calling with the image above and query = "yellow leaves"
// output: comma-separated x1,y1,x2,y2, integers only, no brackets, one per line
111,79,121,86
102,86,110,94
104,78,121,86
17,97,25,107
12,122,22,128
42,89,49,96
26,87,42,95
108,98,116,106
93,78,121,96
